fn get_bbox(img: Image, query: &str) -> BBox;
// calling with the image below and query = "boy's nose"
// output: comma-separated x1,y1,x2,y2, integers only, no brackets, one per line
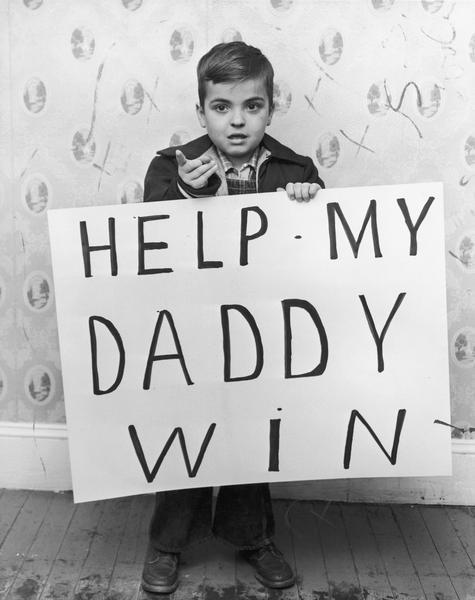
230,110,245,126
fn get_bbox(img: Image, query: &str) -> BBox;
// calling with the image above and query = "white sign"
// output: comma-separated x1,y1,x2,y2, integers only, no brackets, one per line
48,183,451,503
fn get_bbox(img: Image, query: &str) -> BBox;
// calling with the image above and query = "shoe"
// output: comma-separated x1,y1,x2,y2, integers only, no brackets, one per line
242,542,295,589
142,548,179,594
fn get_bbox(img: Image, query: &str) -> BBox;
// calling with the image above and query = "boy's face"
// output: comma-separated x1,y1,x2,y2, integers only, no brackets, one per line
196,78,273,167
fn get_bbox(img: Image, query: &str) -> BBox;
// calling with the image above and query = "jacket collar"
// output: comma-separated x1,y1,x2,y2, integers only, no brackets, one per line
260,134,309,166
156,133,308,166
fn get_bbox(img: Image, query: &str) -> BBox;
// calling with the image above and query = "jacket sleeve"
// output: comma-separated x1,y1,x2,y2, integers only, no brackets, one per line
143,154,221,202
302,157,325,189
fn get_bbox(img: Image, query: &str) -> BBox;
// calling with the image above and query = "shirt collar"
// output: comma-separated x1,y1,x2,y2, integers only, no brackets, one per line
216,145,260,174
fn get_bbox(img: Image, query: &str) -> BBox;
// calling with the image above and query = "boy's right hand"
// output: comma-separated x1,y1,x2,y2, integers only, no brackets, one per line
176,149,218,190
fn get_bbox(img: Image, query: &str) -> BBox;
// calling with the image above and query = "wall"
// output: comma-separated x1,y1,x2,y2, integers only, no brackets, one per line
1,0,475,489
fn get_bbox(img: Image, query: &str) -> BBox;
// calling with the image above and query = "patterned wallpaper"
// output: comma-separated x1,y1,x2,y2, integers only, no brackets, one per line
1,0,475,433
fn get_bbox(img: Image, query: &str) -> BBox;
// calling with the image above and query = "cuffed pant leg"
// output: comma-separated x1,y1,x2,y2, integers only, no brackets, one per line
213,483,275,550
149,487,213,553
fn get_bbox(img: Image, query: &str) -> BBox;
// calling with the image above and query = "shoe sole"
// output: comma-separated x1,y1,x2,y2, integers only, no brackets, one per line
141,579,179,594
254,573,296,589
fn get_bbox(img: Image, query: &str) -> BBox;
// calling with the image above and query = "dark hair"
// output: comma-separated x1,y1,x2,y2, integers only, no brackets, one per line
197,42,274,108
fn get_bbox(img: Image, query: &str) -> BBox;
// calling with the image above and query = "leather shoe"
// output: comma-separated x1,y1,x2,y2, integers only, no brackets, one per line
242,542,295,589
142,548,179,594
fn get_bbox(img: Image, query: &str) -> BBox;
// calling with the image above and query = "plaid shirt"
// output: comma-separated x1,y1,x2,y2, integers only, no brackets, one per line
216,146,260,181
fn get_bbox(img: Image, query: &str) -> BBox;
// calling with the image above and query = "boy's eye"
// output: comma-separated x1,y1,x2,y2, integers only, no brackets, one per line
247,102,265,112
214,104,229,112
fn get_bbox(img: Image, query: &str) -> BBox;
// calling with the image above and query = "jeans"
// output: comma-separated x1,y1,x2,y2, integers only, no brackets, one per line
149,483,275,553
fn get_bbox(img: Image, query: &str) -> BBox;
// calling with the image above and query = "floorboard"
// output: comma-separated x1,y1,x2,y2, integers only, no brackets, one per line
0,490,30,548
107,494,154,600
0,491,53,599
0,492,473,600
39,499,104,600
5,492,75,600
268,500,299,600
419,506,475,600
201,538,236,600
341,503,394,600
366,504,426,600
72,496,132,600
316,501,363,600
392,505,458,600
288,500,329,600
445,506,475,569
172,537,207,600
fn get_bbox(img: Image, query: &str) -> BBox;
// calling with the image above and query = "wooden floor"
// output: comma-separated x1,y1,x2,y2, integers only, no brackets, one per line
0,491,474,600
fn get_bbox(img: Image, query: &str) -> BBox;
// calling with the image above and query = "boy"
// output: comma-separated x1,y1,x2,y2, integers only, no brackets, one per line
142,41,324,594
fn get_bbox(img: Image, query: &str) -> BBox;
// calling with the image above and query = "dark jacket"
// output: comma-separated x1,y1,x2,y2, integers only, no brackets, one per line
143,133,324,202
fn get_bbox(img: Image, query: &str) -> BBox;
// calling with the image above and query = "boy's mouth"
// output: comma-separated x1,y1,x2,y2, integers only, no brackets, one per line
227,134,248,139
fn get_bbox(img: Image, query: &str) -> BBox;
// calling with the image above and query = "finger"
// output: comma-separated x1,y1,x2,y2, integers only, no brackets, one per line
200,155,212,164
188,160,217,181
309,183,320,198
176,149,212,174
301,183,311,203
285,182,295,200
276,187,285,192
293,182,303,202
175,149,187,167
193,164,218,188
180,156,208,174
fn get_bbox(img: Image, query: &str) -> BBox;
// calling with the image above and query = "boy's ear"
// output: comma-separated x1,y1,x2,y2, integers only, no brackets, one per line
196,103,207,128
266,104,274,127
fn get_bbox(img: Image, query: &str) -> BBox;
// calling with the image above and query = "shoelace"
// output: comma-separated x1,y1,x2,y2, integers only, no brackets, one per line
253,543,282,560
149,552,177,566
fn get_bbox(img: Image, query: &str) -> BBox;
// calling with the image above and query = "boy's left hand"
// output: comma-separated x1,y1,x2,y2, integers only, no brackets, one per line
277,182,321,202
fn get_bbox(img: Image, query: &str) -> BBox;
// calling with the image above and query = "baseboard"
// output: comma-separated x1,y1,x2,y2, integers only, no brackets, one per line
271,444,475,506
0,422,474,505
0,422,72,492
272,439,475,505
